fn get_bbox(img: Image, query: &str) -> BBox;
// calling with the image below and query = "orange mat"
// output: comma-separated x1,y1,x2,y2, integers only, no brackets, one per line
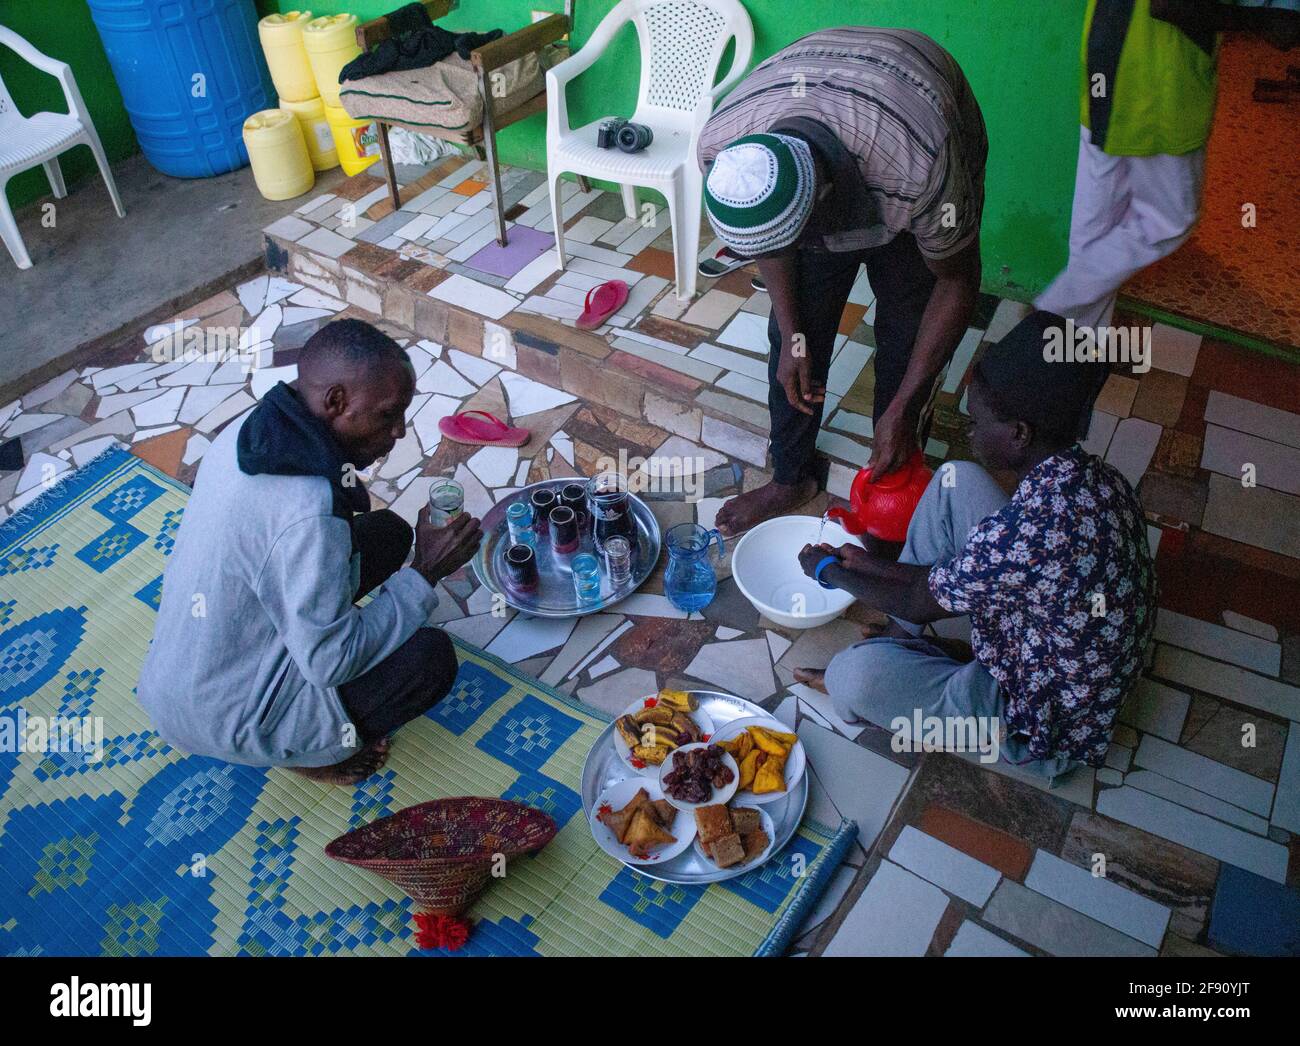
1123,34,1300,349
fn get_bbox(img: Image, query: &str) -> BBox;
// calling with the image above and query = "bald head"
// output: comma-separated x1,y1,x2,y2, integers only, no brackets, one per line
297,319,414,469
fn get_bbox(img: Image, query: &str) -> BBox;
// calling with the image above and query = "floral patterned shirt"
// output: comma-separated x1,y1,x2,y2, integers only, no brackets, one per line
928,447,1157,767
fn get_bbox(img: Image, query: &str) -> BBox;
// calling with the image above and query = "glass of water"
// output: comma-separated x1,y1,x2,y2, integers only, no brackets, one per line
428,478,464,526
571,553,601,603
603,536,632,587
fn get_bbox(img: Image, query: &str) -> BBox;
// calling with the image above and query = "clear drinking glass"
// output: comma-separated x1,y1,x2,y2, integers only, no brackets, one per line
603,536,632,587
428,478,464,525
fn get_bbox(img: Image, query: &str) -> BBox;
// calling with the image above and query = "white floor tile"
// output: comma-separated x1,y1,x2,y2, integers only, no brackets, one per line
1153,645,1300,721
1153,608,1281,676
797,721,910,851
297,227,355,259
983,880,1155,957
539,613,625,686
1201,423,1300,496
194,389,254,434
443,611,511,648
499,372,576,418
484,614,576,663
427,273,519,320
466,445,518,488
1204,390,1300,451
1221,610,1279,643
787,683,865,740
236,274,269,316
566,216,614,243
684,637,775,702
130,387,184,428
1125,770,1269,834
1201,473,1300,559
687,343,767,380
1133,735,1273,816
945,921,1028,957
1104,416,1161,488
823,860,948,957
615,592,688,620
716,371,768,402
889,825,1001,906
417,359,477,398
1081,410,1119,458
1024,850,1170,948
1096,785,1289,883
447,349,501,387
615,328,691,355
410,392,461,454
250,365,297,400
1119,678,1190,742
95,389,165,420
1149,323,1201,376
715,311,771,355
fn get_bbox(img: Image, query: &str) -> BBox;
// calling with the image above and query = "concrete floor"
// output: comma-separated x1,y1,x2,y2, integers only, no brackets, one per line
0,151,347,395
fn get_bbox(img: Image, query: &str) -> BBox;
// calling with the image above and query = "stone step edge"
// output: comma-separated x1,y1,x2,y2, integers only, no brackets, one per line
268,233,776,472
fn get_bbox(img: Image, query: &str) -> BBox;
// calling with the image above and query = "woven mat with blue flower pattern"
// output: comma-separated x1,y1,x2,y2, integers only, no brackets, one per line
0,447,853,956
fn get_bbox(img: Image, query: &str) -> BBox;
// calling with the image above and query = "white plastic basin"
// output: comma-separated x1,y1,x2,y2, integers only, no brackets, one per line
730,515,863,629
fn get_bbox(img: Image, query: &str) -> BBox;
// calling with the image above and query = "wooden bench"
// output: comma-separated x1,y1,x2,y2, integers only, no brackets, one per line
354,0,576,246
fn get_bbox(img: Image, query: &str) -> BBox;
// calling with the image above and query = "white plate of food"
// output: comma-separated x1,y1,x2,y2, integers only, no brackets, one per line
611,689,715,775
658,742,739,811
711,717,806,805
590,778,697,866
692,802,776,871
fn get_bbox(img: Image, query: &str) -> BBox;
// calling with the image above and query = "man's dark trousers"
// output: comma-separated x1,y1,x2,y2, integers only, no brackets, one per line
766,232,937,485
337,509,458,744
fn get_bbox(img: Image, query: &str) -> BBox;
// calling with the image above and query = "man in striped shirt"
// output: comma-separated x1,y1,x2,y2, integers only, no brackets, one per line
697,27,988,536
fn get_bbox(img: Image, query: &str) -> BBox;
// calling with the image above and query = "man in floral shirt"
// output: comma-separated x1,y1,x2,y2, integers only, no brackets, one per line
795,311,1156,778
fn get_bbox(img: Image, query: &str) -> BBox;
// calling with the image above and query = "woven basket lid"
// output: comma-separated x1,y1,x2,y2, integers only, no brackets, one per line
324,797,556,915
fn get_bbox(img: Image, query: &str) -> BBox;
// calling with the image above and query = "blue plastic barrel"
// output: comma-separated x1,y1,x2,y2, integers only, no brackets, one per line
86,0,274,177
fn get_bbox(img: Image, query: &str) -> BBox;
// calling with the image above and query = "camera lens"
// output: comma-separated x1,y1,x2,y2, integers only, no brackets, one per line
616,122,652,152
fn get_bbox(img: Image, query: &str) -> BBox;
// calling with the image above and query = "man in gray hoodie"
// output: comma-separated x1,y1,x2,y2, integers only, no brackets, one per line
138,319,482,785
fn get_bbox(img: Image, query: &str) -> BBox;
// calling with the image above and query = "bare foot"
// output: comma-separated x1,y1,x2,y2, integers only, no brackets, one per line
715,478,818,537
289,736,392,786
793,667,827,694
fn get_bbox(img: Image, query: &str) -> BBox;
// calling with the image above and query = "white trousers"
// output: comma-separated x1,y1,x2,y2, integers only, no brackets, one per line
1036,126,1206,330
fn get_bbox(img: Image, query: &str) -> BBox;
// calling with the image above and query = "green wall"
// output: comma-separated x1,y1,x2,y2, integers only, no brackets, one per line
0,0,138,212
3,0,1088,296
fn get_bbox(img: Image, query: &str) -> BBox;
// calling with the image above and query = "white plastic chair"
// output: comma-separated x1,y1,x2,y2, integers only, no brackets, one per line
546,0,752,301
0,25,125,270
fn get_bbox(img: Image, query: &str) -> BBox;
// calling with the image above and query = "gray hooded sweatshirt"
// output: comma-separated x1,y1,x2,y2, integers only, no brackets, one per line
137,393,438,767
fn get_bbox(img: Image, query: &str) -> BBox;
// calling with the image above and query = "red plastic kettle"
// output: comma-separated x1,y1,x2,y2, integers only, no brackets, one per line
826,449,933,542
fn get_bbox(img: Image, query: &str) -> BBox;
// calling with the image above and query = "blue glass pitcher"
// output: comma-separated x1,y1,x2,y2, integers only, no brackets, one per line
664,523,725,612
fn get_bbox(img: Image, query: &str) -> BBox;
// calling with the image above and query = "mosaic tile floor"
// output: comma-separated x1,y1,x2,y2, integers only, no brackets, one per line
3,153,1299,957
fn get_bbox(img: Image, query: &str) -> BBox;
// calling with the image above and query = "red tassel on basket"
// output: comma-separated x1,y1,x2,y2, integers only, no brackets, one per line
414,911,472,951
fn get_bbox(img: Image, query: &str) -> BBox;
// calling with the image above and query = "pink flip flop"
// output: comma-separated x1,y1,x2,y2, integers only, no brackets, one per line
437,410,531,447
575,279,629,330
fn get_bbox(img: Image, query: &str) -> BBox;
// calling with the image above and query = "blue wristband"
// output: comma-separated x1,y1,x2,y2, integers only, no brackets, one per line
813,554,839,590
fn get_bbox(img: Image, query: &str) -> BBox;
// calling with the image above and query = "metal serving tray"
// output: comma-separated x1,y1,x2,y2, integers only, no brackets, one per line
581,690,809,884
470,479,661,618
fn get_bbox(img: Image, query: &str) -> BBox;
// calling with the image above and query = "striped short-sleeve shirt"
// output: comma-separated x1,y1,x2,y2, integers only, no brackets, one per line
698,27,988,259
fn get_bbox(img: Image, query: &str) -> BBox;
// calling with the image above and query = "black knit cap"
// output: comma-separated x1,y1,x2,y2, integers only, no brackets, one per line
972,311,1104,439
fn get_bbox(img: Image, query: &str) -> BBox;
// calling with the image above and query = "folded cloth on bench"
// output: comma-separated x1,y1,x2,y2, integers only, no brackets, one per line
340,51,543,135
340,25,503,82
